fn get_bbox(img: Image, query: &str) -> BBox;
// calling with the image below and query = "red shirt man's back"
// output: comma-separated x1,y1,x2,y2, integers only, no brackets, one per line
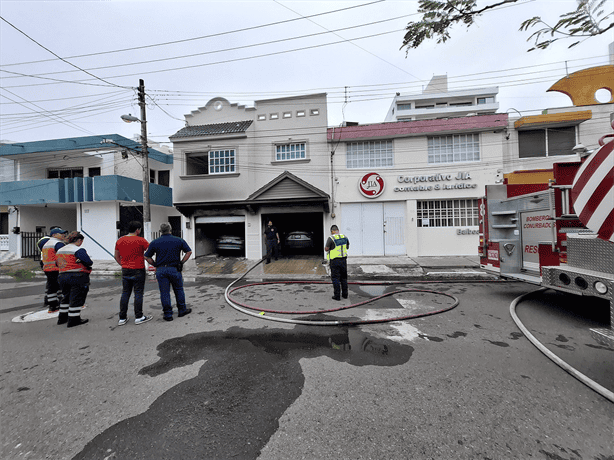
115,235,149,269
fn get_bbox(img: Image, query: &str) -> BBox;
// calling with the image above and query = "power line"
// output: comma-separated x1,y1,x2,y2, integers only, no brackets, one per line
0,1,386,68
0,16,132,90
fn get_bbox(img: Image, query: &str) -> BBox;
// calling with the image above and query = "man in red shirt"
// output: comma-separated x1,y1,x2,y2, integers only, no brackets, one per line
114,221,152,325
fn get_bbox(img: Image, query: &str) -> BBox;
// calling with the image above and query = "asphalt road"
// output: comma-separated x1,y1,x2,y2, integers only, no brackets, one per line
1,276,613,460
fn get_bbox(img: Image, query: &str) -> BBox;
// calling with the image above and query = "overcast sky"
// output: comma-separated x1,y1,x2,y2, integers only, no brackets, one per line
1,0,612,147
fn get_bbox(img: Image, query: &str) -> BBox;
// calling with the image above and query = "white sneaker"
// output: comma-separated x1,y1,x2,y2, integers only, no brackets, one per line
135,315,153,325
118,318,128,326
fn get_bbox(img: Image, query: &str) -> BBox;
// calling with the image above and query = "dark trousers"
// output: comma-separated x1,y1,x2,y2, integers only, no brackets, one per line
44,271,60,310
330,257,348,299
58,272,89,319
155,266,187,318
119,268,146,320
266,239,279,262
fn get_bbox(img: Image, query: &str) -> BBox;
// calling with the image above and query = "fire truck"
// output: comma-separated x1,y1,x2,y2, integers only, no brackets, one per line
479,120,614,347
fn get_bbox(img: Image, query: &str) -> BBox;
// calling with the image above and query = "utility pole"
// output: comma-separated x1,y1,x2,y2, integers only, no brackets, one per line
138,79,151,242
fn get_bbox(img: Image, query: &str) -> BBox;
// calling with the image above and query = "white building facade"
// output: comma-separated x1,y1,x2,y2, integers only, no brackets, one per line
328,114,508,257
170,94,332,260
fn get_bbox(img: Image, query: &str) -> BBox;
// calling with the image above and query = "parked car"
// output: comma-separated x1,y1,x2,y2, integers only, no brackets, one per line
284,231,314,250
216,235,244,253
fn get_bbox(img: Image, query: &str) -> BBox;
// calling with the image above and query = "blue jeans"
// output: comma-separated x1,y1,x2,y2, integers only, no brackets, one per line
119,268,146,320
155,266,187,318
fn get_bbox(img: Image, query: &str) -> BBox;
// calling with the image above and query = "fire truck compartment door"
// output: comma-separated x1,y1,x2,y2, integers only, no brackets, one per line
521,210,554,271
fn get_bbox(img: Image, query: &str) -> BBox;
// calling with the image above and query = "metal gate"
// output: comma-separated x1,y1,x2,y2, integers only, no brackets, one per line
21,232,44,260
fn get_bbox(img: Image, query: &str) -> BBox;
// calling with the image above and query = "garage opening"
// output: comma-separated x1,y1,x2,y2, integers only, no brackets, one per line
263,212,323,257
195,216,245,257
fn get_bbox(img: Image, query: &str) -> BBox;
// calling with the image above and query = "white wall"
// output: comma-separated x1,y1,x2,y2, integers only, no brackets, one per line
16,151,115,180
416,227,478,256
78,202,118,260
19,205,77,233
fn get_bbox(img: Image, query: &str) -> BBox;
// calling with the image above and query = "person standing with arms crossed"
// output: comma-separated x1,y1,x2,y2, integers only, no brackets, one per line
144,222,192,321
40,228,68,313
325,225,350,301
114,221,152,326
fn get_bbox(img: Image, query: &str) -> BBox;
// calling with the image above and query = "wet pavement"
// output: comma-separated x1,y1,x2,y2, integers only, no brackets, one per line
1,275,613,459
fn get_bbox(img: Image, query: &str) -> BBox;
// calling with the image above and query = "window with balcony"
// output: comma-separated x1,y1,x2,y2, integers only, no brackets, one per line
346,140,393,169
88,167,101,177
276,142,306,161
477,97,495,105
158,170,170,187
417,199,479,227
185,150,236,175
47,167,83,179
397,104,412,110
428,133,480,164
518,126,576,158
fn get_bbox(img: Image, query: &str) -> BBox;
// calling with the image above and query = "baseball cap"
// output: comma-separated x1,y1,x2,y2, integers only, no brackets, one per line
50,228,68,236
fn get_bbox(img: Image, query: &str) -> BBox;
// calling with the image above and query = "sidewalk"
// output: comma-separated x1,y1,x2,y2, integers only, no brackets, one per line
0,254,493,281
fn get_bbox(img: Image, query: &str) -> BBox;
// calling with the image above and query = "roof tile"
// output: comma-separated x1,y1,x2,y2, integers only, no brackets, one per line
171,120,253,139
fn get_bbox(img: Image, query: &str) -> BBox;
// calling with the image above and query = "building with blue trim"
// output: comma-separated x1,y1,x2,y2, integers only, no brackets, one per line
0,134,182,260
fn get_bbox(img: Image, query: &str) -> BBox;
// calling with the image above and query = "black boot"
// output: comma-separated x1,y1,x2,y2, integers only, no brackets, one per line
67,317,89,328
57,312,68,325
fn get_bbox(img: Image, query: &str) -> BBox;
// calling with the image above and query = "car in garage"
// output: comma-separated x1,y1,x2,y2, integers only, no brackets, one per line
284,231,314,250
216,235,245,254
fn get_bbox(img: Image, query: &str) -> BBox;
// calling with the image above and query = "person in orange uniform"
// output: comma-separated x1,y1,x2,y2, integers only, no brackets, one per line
56,232,92,328
114,221,152,326
41,228,68,312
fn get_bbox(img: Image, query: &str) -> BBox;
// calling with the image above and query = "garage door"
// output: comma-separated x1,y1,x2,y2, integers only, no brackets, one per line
341,202,405,256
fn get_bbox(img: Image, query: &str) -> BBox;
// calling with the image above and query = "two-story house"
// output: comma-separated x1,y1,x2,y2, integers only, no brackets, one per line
170,93,331,260
0,134,182,260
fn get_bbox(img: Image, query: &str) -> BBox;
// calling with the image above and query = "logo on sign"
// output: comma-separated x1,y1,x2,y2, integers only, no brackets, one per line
359,173,385,198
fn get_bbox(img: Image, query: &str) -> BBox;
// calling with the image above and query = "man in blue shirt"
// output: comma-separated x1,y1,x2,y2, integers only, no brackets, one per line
144,223,192,321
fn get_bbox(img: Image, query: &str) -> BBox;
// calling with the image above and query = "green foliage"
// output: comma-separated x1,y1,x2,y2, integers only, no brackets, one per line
401,0,613,53
520,0,614,51
10,268,36,281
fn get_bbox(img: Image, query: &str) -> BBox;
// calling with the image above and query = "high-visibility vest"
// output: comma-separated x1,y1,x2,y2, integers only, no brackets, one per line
41,237,63,272
57,244,91,274
328,234,348,260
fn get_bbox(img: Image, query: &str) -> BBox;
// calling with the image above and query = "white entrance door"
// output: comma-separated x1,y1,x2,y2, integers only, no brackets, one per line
384,202,405,255
341,202,405,256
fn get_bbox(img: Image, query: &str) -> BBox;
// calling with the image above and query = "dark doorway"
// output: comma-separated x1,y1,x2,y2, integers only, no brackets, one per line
118,205,143,237
262,212,323,257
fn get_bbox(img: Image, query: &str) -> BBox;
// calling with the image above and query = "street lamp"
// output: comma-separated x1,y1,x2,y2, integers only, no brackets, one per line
121,79,151,241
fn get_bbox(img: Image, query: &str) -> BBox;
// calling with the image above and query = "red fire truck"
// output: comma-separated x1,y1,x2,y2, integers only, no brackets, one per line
479,121,614,347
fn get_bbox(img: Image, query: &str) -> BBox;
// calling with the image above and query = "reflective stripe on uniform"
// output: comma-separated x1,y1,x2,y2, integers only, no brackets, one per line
329,234,348,260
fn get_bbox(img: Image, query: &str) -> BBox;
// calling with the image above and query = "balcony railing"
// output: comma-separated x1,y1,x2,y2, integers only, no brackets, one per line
0,175,172,207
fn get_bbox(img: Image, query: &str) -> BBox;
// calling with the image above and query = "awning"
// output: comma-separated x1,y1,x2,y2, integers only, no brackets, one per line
514,110,592,130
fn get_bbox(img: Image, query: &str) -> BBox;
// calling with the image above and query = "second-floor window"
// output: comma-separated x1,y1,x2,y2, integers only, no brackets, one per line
346,140,393,169
276,142,306,161
518,126,576,158
209,149,235,174
428,133,480,164
477,97,494,105
186,149,236,176
47,167,83,179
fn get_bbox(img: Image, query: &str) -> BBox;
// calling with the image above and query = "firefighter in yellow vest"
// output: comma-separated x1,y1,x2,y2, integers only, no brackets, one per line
325,225,350,301
56,232,92,328
41,228,68,312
